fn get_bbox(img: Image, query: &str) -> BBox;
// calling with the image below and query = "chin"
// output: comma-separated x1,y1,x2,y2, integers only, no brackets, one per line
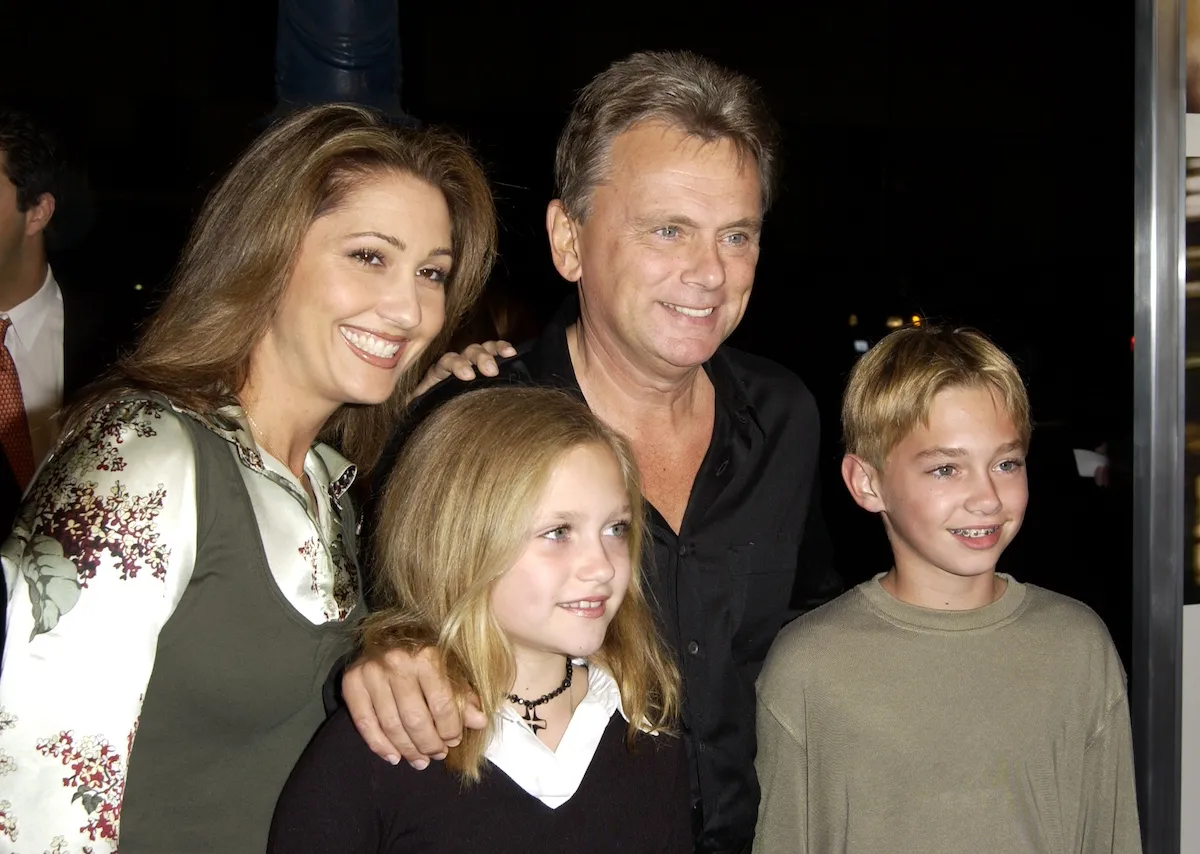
341,375,407,406
657,343,720,370
939,560,1002,579
563,635,609,659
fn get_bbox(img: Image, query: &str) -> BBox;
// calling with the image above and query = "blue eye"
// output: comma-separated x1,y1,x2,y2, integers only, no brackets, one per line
605,520,631,538
654,226,680,239
542,526,569,542
931,465,956,478
997,459,1025,473
723,232,748,246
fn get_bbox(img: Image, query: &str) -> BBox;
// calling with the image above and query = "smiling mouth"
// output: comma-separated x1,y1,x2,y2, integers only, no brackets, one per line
339,327,404,359
558,598,609,618
661,302,714,318
560,599,605,610
948,526,1000,538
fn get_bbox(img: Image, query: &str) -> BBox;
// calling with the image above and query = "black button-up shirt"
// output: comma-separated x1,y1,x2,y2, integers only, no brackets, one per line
365,297,841,852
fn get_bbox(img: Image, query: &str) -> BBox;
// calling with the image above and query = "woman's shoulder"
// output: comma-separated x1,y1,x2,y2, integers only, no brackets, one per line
58,395,197,468
28,396,201,509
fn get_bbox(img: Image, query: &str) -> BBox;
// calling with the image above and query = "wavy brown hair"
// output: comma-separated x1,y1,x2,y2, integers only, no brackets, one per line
63,103,496,471
362,387,681,783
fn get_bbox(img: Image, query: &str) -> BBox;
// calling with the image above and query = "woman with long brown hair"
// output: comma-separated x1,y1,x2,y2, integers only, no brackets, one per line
0,103,495,853
269,387,690,852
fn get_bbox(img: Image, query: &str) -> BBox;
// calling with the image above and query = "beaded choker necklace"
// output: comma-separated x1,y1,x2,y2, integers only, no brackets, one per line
504,658,573,734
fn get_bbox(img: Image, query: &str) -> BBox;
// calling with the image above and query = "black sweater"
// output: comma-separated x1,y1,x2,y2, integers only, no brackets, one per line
268,707,693,853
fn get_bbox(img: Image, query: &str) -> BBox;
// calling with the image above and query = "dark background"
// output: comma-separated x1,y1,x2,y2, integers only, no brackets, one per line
0,1,1135,659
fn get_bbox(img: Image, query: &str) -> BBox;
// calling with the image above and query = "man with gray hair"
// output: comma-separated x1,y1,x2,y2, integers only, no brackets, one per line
344,51,839,853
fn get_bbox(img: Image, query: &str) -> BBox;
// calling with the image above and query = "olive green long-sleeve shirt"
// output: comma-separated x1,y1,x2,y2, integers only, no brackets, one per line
754,575,1141,854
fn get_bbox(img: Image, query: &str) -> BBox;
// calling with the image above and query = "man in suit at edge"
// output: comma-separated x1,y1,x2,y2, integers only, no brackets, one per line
0,108,139,656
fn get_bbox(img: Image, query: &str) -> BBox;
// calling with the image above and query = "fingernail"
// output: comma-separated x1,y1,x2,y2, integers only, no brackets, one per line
385,754,400,766
410,758,429,771
431,751,447,761
446,737,461,748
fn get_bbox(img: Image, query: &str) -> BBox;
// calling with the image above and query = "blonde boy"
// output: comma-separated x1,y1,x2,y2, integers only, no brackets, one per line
753,326,1141,853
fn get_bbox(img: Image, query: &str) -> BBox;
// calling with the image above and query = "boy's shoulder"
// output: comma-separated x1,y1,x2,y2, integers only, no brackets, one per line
1016,582,1114,637
1011,582,1124,666
758,585,875,687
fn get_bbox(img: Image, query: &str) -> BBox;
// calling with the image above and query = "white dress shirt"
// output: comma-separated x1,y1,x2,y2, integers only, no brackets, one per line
485,661,657,809
1,265,64,468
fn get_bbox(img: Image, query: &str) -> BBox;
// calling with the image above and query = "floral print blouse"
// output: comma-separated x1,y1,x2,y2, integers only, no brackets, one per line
0,397,359,853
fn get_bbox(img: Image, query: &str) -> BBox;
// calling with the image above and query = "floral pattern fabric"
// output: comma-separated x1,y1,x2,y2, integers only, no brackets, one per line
0,398,357,853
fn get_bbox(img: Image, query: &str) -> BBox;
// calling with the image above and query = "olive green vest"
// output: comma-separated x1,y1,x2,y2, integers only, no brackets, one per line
117,408,362,853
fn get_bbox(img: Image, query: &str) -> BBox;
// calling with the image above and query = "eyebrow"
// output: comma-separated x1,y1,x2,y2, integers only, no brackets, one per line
914,440,1025,460
536,505,633,525
634,214,763,233
348,231,405,250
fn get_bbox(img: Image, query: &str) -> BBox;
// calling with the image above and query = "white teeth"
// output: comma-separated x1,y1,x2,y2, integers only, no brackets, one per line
950,526,999,538
340,328,401,359
663,302,714,318
562,600,602,609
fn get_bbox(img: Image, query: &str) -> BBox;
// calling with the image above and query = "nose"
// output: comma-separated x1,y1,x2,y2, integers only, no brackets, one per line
378,274,423,332
577,534,618,585
681,238,726,290
963,470,1003,516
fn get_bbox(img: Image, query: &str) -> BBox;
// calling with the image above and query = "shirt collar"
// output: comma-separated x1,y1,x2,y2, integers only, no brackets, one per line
3,265,61,351
484,661,630,809
186,404,358,505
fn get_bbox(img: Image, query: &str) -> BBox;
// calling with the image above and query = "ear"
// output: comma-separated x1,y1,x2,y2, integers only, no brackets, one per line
546,200,582,283
23,191,55,238
840,453,886,513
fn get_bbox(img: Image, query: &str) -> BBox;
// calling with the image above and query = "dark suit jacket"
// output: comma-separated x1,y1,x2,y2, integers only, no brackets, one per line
1,272,142,655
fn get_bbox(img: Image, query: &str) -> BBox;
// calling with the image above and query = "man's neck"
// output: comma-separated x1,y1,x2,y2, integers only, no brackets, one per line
0,250,48,313
566,318,708,426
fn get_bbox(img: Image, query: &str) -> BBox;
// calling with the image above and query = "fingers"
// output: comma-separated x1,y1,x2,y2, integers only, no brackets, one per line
460,344,499,377
457,340,519,379
408,342,520,406
342,647,462,769
342,657,406,766
481,340,517,358
395,649,462,763
435,351,479,381
410,367,450,402
462,691,489,731
418,658,465,753
418,341,519,393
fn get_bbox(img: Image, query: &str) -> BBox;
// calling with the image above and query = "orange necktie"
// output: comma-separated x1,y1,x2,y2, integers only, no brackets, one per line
0,316,35,489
